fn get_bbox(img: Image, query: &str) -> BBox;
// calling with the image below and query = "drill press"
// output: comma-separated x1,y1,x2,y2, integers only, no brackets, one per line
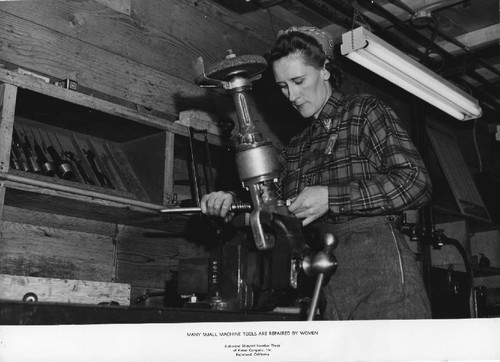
194,49,285,251
173,50,337,319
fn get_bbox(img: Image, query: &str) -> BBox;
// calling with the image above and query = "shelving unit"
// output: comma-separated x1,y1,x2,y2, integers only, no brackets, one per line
0,68,235,233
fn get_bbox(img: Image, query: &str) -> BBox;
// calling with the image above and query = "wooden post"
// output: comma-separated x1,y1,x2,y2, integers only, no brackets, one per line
163,131,174,206
0,83,18,219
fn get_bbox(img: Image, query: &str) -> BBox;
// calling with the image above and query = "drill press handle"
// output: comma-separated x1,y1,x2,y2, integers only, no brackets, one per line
302,233,338,320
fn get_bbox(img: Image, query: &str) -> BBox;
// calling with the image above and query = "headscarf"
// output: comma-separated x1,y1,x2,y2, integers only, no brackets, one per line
277,26,335,59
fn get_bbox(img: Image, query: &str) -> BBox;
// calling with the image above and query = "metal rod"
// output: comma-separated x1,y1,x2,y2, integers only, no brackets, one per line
159,202,252,214
307,273,324,321
160,207,202,214
188,127,201,207
203,131,215,193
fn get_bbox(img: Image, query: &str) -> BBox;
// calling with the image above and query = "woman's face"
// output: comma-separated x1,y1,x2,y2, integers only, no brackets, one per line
272,52,331,119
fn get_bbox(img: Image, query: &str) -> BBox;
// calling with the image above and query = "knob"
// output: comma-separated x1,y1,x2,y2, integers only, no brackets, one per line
322,233,338,252
311,251,337,276
302,233,338,277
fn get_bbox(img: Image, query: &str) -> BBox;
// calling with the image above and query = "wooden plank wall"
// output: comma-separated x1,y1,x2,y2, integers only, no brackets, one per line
0,0,311,303
0,0,308,146
0,204,209,304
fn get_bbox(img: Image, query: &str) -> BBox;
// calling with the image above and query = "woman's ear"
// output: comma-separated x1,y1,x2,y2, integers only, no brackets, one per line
323,60,331,81
323,68,331,81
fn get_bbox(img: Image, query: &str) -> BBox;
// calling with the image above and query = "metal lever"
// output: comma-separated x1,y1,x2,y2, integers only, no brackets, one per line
302,233,338,321
159,202,252,214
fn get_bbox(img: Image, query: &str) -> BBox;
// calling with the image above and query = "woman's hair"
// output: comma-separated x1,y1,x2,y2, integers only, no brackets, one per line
266,31,342,89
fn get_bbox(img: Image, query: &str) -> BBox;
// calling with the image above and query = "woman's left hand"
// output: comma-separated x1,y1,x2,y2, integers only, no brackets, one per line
287,186,329,226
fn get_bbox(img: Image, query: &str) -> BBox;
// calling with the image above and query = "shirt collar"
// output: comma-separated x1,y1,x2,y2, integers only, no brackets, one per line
314,91,344,131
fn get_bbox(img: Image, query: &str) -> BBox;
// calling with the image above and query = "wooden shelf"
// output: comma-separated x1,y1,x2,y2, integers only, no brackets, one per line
1,69,232,233
433,205,499,233
1,171,193,233
0,301,301,324
472,266,500,278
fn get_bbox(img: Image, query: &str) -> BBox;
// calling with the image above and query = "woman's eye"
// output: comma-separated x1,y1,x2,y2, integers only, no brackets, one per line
294,80,304,85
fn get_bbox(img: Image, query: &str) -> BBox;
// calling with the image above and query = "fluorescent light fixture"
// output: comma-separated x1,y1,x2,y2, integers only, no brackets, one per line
340,27,482,121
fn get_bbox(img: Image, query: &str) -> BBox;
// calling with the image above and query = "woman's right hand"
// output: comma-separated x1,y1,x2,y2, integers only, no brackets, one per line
200,191,234,222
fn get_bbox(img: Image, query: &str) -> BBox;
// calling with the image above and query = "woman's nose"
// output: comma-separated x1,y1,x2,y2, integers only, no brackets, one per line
288,86,298,102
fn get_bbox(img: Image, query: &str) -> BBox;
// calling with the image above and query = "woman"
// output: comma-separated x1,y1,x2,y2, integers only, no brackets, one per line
201,26,432,320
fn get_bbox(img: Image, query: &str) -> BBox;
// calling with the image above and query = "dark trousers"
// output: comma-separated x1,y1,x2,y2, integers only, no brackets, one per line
318,215,431,320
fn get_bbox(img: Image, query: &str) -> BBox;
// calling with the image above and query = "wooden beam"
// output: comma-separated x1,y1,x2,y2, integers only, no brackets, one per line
2,205,117,236
358,0,464,26
0,83,17,174
163,131,175,206
434,24,500,55
0,83,17,220
0,274,131,305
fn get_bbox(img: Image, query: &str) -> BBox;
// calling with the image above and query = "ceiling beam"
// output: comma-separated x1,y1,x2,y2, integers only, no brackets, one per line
278,0,335,28
295,0,353,29
359,0,465,26
433,24,500,55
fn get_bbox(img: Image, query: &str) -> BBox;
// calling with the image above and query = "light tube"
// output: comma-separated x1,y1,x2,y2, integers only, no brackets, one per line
341,27,482,121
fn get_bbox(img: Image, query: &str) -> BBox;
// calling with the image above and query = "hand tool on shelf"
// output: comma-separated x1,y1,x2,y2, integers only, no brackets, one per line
46,144,75,180
11,129,30,172
83,149,114,189
21,133,42,174
31,136,56,177
27,128,56,177
64,151,95,185
9,151,21,171
99,154,118,190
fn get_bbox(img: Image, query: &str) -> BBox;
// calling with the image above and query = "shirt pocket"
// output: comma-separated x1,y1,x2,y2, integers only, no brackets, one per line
301,168,321,188
301,149,323,187
282,166,321,198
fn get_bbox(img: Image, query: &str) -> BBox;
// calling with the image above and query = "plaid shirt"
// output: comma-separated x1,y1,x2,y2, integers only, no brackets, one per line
277,92,432,223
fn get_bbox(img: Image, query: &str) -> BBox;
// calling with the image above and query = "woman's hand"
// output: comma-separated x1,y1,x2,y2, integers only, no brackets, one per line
288,186,329,226
200,191,234,223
